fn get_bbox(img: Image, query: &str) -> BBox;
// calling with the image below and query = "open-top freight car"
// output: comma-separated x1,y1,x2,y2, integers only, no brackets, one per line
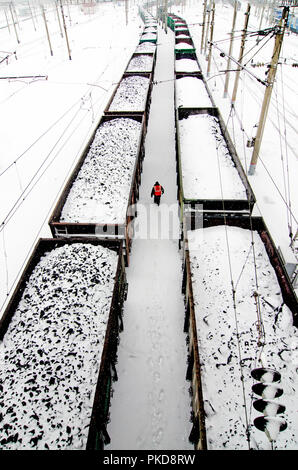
175,72,213,108
104,71,153,127
175,106,256,216
0,237,127,450
175,51,201,70
125,52,157,75
49,113,146,266
181,213,298,450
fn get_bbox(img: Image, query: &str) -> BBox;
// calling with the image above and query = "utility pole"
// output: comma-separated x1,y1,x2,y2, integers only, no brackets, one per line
257,1,266,44
201,0,207,53
4,9,11,34
41,5,53,56
231,3,250,104
204,1,211,56
223,0,237,97
60,0,72,60
207,2,215,76
164,0,168,33
9,3,20,43
248,7,289,175
125,0,128,26
56,1,63,37
28,1,36,31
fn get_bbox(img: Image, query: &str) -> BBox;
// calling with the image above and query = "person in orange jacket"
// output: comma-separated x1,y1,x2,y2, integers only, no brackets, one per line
151,181,164,206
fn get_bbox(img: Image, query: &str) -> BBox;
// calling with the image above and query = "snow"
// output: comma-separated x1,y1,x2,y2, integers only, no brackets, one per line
175,41,195,51
0,242,118,449
188,225,298,449
175,76,213,107
60,117,142,224
0,0,297,453
175,58,200,72
178,113,247,200
181,0,298,274
105,23,192,451
135,41,156,53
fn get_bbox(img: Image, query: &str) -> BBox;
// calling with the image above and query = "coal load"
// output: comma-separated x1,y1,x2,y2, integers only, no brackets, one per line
109,76,149,112
127,55,153,72
0,243,118,449
60,118,141,224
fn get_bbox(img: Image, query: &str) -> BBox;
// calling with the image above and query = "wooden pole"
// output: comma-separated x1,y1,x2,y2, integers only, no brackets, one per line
207,2,215,76
248,7,289,175
201,0,207,53
164,0,168,33
9,3,20,44
223,0,237,98
231,3,250,104
204,1,211,56
60,0,72,60
4,9,11,34
56,1,64,37
28,1,36,31
257,2,266,44
41,5,53,56
12,2,21,31
125,0,128,26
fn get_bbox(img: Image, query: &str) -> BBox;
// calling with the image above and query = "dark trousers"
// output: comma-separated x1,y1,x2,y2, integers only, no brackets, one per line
153,195,161,206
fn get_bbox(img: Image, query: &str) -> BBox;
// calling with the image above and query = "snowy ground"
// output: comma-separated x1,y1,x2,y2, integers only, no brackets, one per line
106,21,193,451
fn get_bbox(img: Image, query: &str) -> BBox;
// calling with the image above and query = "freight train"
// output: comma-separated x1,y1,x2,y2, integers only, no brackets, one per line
0,7,297,451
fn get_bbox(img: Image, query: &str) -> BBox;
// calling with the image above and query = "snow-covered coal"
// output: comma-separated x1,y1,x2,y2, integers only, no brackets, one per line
178,113,246,200
135,42,156,53
175,58,200,73
175,42,194,50
0,242,118,449
60,117,141,224
188,226,298,449
175,76,212,108
126,54,153,72
108,75,150,112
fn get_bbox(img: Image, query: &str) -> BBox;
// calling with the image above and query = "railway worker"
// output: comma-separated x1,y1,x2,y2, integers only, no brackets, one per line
151,181,164,206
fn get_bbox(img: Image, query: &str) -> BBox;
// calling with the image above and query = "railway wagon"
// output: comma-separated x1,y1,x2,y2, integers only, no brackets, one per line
175,51,201,69
0,237,127,450
125,52,157,75
49,113,146,266
175,72,213,108
104,71,153,127
182,214,298,450
139,32,157,44
175,107,255,215
175,40,196,54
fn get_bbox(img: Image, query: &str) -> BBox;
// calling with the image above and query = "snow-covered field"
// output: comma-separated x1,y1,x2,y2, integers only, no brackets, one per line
0,242,118,449
188,225,298,450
